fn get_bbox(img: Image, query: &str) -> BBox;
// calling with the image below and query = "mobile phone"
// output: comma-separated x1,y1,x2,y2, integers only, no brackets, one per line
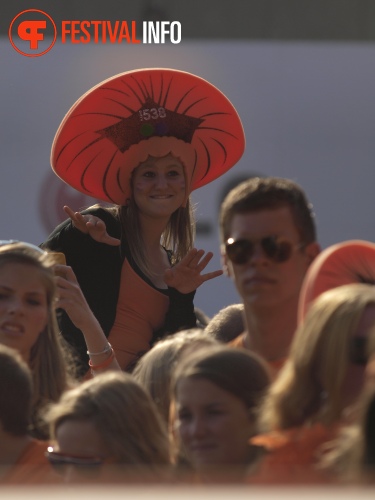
50,252,67,278
50,252,66,265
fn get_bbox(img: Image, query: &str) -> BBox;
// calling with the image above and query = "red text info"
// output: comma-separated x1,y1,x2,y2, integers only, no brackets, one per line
61,21,182,44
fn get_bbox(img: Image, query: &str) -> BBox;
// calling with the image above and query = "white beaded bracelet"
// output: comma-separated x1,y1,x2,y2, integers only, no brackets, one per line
87,342,112,356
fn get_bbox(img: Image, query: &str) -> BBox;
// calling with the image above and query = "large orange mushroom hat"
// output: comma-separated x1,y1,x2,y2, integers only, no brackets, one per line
51,68,245,205
298,240,375,324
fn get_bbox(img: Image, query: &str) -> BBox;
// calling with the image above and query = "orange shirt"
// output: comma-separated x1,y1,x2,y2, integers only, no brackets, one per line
229,333,286,379
1,439,61,485
108,259,169,370
247,424,340,484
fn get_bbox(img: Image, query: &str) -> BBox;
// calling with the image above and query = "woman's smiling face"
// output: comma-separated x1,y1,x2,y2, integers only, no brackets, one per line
132,154,186,219
0,262,48,361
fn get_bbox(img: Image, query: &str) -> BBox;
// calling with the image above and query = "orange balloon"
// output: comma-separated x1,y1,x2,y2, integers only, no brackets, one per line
298,240,375,324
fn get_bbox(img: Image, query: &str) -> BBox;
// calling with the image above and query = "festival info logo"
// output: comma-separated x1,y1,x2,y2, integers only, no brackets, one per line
9,10,181,56
9,10,57,57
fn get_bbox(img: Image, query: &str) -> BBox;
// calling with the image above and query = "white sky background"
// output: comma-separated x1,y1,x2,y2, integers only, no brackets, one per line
1,39,375,316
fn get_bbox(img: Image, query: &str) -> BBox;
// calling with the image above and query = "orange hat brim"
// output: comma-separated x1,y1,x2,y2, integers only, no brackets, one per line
51,68,245,205
298,240,375,324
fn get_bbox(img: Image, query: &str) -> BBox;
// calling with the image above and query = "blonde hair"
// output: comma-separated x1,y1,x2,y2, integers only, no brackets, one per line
0,243,75,437
259,283,375,431
133,328,218,423
47,371,170,466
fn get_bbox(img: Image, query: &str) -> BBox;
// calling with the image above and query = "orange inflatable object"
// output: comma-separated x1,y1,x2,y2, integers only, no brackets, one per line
298,240,375,323
248,424,340,484
51,68,245,205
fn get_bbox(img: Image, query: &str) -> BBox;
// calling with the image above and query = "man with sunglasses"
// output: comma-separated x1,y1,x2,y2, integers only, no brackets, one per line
219,176,320,374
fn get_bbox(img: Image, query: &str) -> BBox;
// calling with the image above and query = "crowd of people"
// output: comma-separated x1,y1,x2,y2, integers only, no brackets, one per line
1,68,375,487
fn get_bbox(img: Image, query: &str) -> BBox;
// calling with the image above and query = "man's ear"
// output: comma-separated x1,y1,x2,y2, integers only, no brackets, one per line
304,242,321,266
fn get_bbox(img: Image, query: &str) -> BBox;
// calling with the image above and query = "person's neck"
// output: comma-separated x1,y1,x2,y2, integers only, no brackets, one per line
242,299,298,362
139,214,168,251
138,216,172,289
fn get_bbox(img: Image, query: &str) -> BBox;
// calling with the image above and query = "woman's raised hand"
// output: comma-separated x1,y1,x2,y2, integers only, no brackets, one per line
64,205,120,246
164,248,223,294
54,264,121,372
54,264,99,331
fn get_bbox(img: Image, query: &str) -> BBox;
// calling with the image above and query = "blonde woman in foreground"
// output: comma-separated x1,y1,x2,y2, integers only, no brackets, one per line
0,242,121,437
249,283,375,484
46,371,171,483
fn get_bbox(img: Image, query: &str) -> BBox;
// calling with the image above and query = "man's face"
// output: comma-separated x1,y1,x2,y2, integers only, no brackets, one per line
223,207,317,311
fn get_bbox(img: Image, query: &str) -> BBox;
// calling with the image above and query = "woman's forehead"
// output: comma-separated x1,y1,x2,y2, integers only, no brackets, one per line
137,154,184,168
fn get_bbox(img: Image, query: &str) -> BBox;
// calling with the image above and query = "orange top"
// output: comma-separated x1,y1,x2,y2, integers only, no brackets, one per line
108,259,169,370
229,333,286,379
1,439,61,485
247,424,340,484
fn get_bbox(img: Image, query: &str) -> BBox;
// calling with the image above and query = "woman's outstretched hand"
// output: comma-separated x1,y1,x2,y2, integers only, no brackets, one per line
164,248,223,294
64,205,120,246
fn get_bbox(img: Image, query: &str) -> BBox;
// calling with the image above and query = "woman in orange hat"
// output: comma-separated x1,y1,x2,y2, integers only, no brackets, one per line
42,68,245,377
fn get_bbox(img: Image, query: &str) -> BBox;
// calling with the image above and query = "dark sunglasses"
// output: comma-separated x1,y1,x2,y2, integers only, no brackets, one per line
45,447,104,467
225,236,304,265
349,337,368,366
